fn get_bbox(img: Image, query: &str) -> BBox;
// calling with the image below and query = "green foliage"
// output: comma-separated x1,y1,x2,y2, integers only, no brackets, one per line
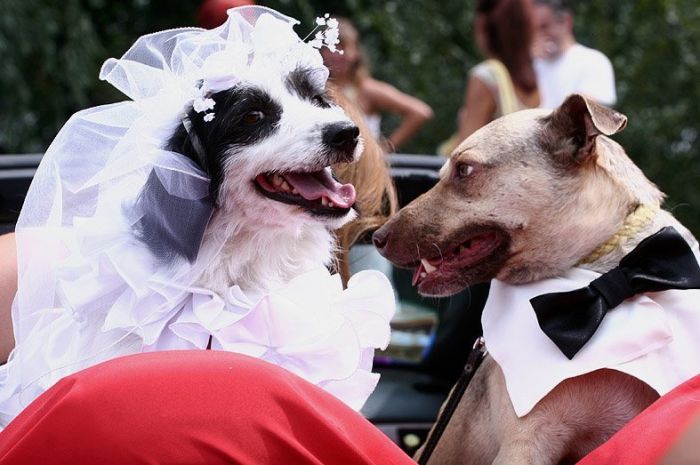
573,0,700,233
2,0,699,232
0,0,195,152
269,0,478,155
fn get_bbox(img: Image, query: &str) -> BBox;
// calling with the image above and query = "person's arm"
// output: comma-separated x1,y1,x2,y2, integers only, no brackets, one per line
0,233,16,363
360,78,433,152
457,74,497,142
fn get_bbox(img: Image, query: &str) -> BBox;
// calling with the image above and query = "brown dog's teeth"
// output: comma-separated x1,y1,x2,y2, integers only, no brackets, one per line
412,262,426,286
421,259,437,274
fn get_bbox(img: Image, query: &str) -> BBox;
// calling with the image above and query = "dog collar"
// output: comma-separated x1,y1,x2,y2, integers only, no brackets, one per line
578,203,660,264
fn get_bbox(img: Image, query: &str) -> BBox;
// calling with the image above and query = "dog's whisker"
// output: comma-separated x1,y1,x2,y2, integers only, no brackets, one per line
431,242,444,262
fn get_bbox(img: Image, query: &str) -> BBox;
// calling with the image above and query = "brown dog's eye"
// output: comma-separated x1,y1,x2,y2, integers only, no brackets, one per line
457,163,474,178
243,111,265,125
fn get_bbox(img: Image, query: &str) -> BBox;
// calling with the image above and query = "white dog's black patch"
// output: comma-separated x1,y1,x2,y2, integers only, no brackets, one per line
169,86,284,201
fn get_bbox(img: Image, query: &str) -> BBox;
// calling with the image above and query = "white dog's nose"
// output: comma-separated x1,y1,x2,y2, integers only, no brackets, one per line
322,123,360,161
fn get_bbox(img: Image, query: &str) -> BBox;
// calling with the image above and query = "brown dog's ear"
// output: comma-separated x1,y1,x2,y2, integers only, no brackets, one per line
541,94,627,165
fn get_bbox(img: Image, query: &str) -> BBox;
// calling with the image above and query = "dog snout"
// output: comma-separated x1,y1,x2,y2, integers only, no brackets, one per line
373,220,414,267
322,122,360,161
372,226,389,251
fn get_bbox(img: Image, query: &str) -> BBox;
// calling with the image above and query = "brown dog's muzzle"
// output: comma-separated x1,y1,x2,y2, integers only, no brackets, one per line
373,186,510,297
372,198,433,268
371,227,389,253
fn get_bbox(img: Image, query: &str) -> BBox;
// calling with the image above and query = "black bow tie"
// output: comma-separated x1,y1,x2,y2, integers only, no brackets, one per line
530,226,700,360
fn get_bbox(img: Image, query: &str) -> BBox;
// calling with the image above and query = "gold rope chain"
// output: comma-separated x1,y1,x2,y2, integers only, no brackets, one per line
579,203,661,265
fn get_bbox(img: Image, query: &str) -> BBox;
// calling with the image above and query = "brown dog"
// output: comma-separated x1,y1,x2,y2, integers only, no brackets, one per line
373,94,698,464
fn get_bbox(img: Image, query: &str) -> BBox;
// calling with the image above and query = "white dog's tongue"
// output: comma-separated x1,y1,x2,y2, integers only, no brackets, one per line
285,169,356,208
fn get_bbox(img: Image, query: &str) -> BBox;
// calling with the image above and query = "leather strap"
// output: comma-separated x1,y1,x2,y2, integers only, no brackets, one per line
417,337,487,465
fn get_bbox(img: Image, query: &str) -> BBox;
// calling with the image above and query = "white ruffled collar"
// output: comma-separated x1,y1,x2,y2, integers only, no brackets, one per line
2,222,395,425
61,249,395,412
142,267,395,410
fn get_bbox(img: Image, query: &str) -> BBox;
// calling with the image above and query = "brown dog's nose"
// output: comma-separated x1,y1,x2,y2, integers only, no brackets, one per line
372,227,388,251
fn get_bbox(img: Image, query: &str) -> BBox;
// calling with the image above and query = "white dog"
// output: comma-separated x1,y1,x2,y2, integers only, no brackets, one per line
0,7,393,427
152,64,364,296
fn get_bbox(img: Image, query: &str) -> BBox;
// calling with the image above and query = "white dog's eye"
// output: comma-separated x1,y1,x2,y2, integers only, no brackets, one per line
457,163,474,178
243,111,265,125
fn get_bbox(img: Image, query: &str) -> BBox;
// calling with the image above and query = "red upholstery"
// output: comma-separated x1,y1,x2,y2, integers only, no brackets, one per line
3,349,696,464
577,375,700,465
0,351,415,465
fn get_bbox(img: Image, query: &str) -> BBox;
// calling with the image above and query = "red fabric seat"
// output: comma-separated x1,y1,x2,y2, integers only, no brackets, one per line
576,374,700,465
0,351,415,465
1,348,698,464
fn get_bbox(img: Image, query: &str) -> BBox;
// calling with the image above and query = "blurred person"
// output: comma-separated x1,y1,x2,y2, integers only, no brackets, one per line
440,0,539,155
432,0,539,389
321,18,434,153
532,0,617,108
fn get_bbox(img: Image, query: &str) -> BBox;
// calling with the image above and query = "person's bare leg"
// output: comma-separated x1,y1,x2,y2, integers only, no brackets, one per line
0,233,17,362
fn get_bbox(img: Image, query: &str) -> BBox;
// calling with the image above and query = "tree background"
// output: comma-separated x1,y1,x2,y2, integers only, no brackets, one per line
2,0,699,233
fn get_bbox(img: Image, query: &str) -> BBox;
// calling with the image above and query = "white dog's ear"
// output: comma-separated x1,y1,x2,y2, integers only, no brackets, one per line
134,167,214,264
541,94,627,165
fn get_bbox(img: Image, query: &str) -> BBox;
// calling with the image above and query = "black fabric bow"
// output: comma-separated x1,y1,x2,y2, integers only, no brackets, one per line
530,226,700,360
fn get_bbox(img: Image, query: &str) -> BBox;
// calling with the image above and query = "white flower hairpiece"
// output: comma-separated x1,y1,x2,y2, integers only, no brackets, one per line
191,12,343,123
307,13,343,54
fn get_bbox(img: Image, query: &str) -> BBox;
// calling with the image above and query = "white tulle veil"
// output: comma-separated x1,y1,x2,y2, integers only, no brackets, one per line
1,6,394,426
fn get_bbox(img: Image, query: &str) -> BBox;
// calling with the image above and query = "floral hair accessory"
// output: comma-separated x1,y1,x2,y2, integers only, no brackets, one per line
308,13,343,54
189,10,343,122
99,6,342,125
